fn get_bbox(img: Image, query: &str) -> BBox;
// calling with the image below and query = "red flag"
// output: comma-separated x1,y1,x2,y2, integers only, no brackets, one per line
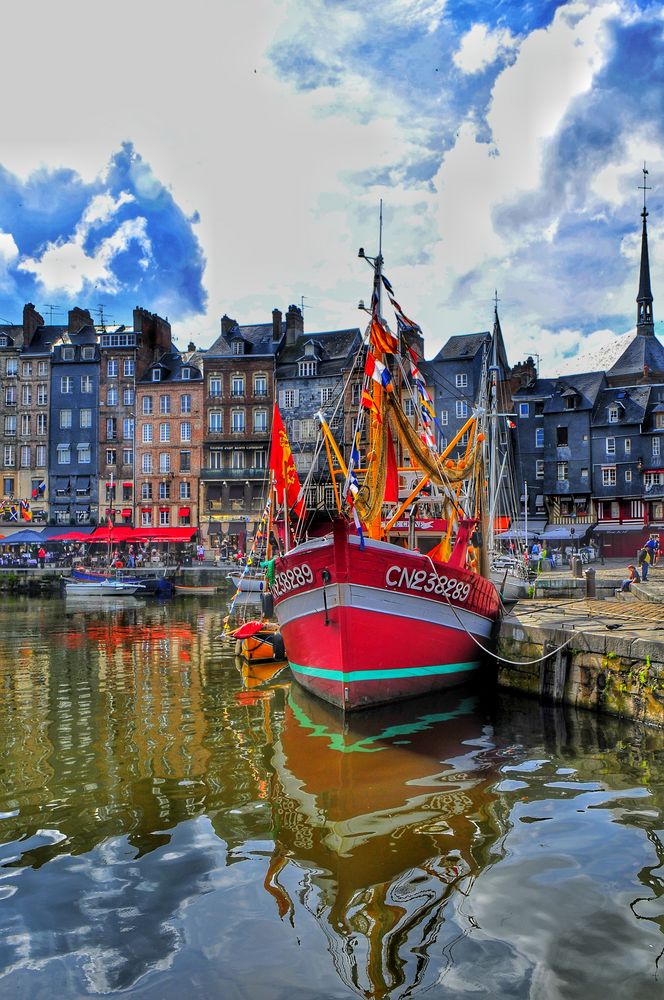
369,316,399,355
385,428,398,503
269,404,306,519
361,389,382,422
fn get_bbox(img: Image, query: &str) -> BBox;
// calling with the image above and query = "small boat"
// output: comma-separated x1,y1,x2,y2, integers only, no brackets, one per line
63,579,145,597
174,584,218,596
229,573,265,592
232,619,286,663
72,568,174,597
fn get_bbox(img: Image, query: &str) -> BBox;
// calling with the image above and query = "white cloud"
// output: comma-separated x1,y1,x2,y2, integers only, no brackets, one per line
453,24,518,74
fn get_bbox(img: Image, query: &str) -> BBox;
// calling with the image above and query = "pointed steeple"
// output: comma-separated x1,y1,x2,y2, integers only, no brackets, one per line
637,163,654,337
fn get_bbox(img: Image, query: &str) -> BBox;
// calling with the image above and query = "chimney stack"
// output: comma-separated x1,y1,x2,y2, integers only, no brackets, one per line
68,307,93,335
22,303,44,349
285,304,303,346
272,308,282,341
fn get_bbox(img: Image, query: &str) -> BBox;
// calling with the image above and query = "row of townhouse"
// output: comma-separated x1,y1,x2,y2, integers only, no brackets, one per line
426,198,664,559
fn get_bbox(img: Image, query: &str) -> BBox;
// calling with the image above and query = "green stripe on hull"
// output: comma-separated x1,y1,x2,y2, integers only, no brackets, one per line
289,660,482,683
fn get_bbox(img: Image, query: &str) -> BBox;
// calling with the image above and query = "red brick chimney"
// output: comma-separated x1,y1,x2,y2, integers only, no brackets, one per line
68,307,93,334
22,303,44,348
285,305,303,347
272,308,282,341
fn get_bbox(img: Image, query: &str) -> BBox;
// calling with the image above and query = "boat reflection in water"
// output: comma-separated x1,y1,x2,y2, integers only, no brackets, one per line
265,683,504,998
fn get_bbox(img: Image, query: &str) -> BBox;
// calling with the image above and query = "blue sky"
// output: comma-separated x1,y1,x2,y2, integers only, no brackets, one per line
0,0,662,373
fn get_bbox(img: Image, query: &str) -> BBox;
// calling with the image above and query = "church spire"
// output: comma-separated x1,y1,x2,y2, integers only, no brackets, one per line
637,163,654,336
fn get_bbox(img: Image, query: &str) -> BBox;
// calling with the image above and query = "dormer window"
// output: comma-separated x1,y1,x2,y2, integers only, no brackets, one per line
298,361,317,378
182,368,191,380
81,346,95,360
62,347,75,361
304,341,316,358
232,340,244,355
608,406,620,423
0,337,8,348
152,369,161,382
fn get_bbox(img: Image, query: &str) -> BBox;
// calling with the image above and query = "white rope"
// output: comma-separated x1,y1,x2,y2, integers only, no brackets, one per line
424,556,575,666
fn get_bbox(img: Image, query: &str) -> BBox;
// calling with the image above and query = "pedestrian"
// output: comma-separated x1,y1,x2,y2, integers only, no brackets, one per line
621,564,640,592
645,535,658,566
196,543,205,562
37,546,46,568
637,545,650,581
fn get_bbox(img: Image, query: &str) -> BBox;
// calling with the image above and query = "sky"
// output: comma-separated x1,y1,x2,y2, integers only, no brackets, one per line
0,0,663,375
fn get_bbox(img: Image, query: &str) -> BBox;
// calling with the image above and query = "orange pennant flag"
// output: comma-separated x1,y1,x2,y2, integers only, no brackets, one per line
369,316,399,355
269,404,306,518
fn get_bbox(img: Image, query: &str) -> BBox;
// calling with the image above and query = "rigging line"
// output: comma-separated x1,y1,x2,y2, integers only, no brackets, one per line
423,556,575,666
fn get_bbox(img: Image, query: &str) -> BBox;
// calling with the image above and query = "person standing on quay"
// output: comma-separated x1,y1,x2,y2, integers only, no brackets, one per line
37,546,46,569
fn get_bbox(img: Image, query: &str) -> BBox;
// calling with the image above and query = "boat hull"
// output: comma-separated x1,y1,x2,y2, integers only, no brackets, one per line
230,574,264,592
64,581,144,596
272,522,501,711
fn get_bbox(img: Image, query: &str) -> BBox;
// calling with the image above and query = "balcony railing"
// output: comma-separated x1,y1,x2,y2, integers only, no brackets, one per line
200,467,267,481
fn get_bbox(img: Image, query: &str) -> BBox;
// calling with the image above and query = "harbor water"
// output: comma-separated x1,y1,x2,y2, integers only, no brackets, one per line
0,593,663,998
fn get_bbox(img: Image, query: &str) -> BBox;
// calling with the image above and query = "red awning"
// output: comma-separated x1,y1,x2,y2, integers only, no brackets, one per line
178,507,190,516
159,506,169,512
121,508,132,517
89,525,135,542
49,531,91,542
123,482,133,488
141,506,152,513
133,527,197,543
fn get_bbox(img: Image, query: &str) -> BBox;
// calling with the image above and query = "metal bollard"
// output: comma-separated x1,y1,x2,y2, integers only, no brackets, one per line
584,567,596,598
571,555,583,578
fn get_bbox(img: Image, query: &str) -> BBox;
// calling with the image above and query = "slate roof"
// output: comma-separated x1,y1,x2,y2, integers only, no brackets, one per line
138,350,203,383
22,325,67,355
608,332,664,379
431,332,490,362
543,371,606,413
593,385,651,426
512,377,560,400
277,329,362,378
207,321,283,358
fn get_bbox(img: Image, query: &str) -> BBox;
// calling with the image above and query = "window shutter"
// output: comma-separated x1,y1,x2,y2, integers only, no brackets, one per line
293,389,299,407
279,390,285,408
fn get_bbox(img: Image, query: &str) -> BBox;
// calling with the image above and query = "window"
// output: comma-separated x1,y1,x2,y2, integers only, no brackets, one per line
59,409,72,430
253,409,267,433
180,451,191,473
298,361,317,377
123,418,134,440
159,509,170,526
20,446,30,468
351,384,360,405
209,377,222,398
3,416,15,437
404,399,415,417
106,449,117,466
209,411,222,433
231,450,245,470
536,460,545,479
231,340,244,355
606,436,616,455
3,446,14,467
181,368,191,380
151,369,161,382
21,362,32,377
159,453,170,474
624,438,631,455
123,388,134,406
255,376,268,397
60,376,73,394
141,510,152,526
159,481,171,500
565,394,577,410
159,423,171,442
557,461,568,481
283,389,296,408
180,394,191,414
602,467,617,487
608,406,619,423
654,438,661,459
180,481,191,499
20,415,30,436
107,360,118,377
554,426,567,446
81,375,93,394
581,467,589,478
35,414,47,436
231,376,245,397
142,454,153,474
124,359,134,377
81,346,94,360
142,396,153,415
2,476,13,494
38,361,48,377
455,373,468,388
37,384,47,405
107,386,118,406
208,451,223,470
21,385,31,406
6,359,17,376
62,347,74,361
36,445,46,467
519,402,529,418
4,386,15,405
77,443,91,464
141,482,153,500
142,424,153,443
123,448,133,466
535,428,544,448
232,410,245,433
626,469,633,483
57,444,70,465
656,413,664,430
535,401,544,417
180,421,191,442
159,395,170,415
106,417,117,440
255,450,266,469
455,400,468,418
440,410,448,425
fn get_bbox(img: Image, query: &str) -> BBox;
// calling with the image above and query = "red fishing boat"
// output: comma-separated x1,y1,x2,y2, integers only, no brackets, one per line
269,246,502,711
